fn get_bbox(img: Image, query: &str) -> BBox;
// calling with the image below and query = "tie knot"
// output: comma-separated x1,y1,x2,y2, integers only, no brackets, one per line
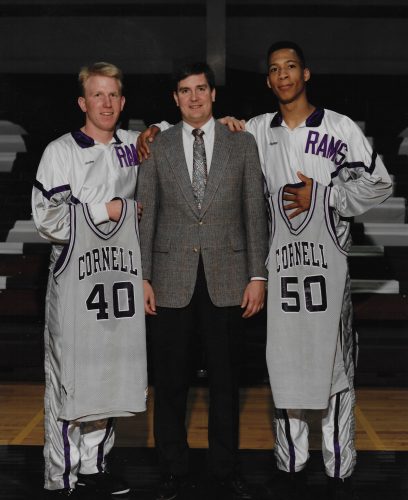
192,128,204,138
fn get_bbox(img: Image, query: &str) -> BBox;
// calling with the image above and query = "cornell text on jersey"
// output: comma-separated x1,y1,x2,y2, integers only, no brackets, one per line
276,241,328,273
79,246,138,280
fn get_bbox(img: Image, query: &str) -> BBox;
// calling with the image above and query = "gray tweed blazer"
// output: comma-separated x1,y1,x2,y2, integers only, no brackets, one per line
136,120,268,308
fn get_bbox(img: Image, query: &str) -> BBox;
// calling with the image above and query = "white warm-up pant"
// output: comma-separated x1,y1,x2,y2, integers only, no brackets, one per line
274,388,356,479
43,274,115,491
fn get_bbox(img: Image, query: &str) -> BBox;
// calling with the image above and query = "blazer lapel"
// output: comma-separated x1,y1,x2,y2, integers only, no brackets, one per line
200,121,232,216
163,122,200,217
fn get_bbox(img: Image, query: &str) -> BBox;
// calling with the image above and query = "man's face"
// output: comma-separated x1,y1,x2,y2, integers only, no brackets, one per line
173,73,215,127
266,48,310,105
78,75,125,135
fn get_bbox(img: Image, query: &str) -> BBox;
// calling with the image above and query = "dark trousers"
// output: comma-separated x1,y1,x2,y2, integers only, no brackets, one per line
148,258,244,478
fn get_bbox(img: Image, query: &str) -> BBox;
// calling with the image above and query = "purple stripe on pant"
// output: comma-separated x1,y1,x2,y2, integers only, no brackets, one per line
97,418,113,473
333,393,341,478
283,410,296,473
62,420,71,489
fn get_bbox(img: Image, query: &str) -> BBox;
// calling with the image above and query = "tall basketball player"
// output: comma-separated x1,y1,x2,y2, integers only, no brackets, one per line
32,62,146,499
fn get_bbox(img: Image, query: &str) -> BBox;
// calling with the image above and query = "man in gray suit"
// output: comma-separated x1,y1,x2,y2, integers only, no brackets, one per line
136,62,268,500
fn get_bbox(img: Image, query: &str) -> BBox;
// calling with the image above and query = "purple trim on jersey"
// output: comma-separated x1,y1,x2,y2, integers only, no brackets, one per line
113,132,122,145
83,198,127,240
324,188,348,257
333,393,341,478
278,180,317,236
71,129,123,148
54,204,77,278
270,108,324,128
54,242,69,275
283,410,296,473
331,150,378,180
71,130,95,148
70,195,80,204
269,194,276,242
97,418,114,472
33,179,71,201
62,420,72,489
134,202,141,246
270,112,283,128
306,107,325,127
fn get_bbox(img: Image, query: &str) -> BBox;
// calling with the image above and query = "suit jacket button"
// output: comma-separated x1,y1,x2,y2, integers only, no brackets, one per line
193,247,198,253
199,221,203,225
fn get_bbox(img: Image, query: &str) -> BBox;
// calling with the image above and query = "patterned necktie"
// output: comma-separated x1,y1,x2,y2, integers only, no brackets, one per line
192,128,207,209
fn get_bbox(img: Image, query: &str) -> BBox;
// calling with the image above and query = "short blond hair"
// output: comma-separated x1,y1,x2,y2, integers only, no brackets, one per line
78,61,123,95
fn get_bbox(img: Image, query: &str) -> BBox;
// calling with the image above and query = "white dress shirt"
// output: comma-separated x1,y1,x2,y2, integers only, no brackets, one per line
181,117,215,180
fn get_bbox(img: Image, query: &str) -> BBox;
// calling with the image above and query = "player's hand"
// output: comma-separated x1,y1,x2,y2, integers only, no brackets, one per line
106,199,123,222
241,280,265,318
143,279,157,315
136,126,160,161
218,116,246,132
283,171,313,219
136,201,143,221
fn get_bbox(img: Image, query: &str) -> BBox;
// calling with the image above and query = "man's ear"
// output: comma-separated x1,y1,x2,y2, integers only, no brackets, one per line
211,88,216,102
304,68,311,82
120,95,125,111
173,91,179,107
78,96,87,113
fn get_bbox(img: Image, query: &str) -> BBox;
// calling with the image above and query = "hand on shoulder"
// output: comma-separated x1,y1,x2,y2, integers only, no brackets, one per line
218,116,246,132
136,125,161,161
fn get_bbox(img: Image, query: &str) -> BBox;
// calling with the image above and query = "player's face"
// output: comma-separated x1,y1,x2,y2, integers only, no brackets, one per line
78,75,125,135
267,48,310,105
173,73,215,128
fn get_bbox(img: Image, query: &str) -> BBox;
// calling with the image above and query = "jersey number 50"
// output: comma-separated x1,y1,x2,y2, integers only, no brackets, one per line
281,275,327,312
86,282,135,320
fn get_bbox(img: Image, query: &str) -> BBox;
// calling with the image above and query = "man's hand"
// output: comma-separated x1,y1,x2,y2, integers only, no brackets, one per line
283,171,313,219
106,199,123,221
143,279,157,315
136,125,160,161
136,201,143,222
218,116,246,132
241,280,266,318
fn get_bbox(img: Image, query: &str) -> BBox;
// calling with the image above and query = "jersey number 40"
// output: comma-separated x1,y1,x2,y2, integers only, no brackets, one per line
86,282,135,320
281,275,327,313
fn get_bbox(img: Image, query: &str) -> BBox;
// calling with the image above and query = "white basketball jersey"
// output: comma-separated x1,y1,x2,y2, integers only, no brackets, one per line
266,181,348,409
51,199,147,421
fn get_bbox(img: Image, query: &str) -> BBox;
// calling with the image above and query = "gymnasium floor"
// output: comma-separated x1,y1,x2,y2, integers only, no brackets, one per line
0,383,407,499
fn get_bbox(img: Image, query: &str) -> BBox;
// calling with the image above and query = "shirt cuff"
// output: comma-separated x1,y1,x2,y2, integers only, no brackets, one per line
88,203,110,225
251,277,267,281
151,121,171,131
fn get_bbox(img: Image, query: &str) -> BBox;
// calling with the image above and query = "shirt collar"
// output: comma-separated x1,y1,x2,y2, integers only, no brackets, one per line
182,116,215,136
270,107,325,129
71,129,123,149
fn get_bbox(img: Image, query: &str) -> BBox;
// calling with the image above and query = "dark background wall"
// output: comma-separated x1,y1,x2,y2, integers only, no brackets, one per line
1,0,408,75
1,0,407,149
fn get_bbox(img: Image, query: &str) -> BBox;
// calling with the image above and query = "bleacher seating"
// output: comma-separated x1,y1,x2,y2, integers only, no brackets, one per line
0,120,27,173
0,114,407,385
